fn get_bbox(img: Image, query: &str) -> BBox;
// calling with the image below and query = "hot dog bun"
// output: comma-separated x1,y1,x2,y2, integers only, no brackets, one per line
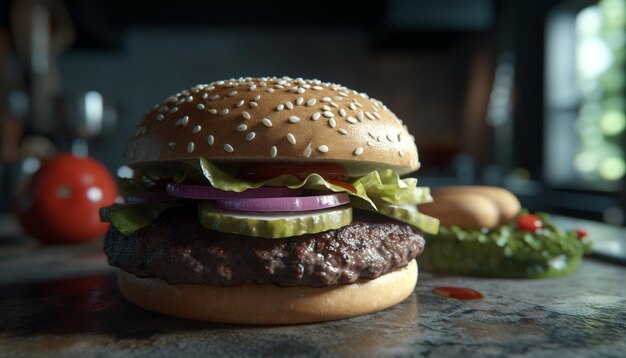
418,193,499,230
419,186,521,229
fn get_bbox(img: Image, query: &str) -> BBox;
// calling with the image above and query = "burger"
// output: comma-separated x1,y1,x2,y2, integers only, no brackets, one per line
100,76,439,324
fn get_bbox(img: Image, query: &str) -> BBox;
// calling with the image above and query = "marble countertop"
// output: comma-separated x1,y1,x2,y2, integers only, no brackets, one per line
0,216,625,357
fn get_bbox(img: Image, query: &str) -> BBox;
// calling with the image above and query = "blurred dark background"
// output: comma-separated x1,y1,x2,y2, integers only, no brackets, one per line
1,0,624,226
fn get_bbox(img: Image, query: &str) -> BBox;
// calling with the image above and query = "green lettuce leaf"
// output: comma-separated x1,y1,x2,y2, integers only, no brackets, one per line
100,202,179,236
351,169,433,206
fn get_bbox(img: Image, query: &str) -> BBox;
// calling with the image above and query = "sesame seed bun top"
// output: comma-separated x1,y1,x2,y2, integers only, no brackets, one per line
125,76,419,176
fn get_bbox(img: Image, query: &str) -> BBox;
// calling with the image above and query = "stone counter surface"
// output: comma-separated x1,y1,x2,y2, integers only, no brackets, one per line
0,221,625,357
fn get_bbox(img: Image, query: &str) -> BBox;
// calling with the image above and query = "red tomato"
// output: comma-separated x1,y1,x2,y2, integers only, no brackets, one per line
576,229,588,240
326,179,356,194
238,164,348,181
516,214,544,233
12,153,118,244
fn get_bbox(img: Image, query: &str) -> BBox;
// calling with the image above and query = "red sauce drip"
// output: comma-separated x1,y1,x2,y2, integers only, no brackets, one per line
432,286,484,300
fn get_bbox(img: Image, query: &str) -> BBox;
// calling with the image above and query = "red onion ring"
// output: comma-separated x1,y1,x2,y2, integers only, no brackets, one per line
214,193,350,212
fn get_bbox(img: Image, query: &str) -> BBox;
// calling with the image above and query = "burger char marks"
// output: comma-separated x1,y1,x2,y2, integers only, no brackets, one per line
104,206,425,287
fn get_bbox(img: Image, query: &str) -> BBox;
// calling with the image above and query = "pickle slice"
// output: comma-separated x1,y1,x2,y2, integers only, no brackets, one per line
198,203,352,239
353,200,439,234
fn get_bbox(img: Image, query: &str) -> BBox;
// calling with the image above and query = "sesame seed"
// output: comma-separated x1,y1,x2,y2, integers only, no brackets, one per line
170,107,179,113
236,99,245,107
346,117,358,124
339,109,347,117
168,141,176,147
224,144,234,153
196,104,205,110
209,108,218,114
338,128,348,135
286,101,294,110
354,147,364,156
321,97,331,103
236,124,247,132
187,142,195,153
228,90,238,97
262,118,273,127
207,135,215,145
186,96,194,102
306,98,317,106
287,133,296,144
353,99,363,107
303,143,312,158
288,116,301,123
330,102,339,108
312,112,321,121
323,111,334,118
245,132,256,141
387,133,395,142
349,103,356,110
275,84,285,89
296,97,304,105
250,84,257,91
156,114,164,121
266,88,274,93
175,116,189,127
367,140,375,147
192,125,202,134
276,104,284,111
339,91,349,97
317,145,329,153
270,146,278,158
374,112,382,120
250,101,258,108
328,118,336,128
158,105,169,113
297,87,305,94
210,94,220,100
323,105,331,111
365,112,376,121
202,93,209,99
219,108,229,116
334,96,343,101
313,86,324,91
357,111,365,122
398,150,404,157
242,111,251,120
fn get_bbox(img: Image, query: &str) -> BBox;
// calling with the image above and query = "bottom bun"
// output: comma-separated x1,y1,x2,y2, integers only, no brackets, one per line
117,259,418,325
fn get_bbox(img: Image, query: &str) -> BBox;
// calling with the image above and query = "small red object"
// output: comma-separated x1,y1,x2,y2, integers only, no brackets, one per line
432,286,484,300
576,229,588,240
516,214,544,233
12,153,118,244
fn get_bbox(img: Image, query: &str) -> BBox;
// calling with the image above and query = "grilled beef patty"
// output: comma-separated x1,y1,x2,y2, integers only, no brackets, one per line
104,206,425,287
